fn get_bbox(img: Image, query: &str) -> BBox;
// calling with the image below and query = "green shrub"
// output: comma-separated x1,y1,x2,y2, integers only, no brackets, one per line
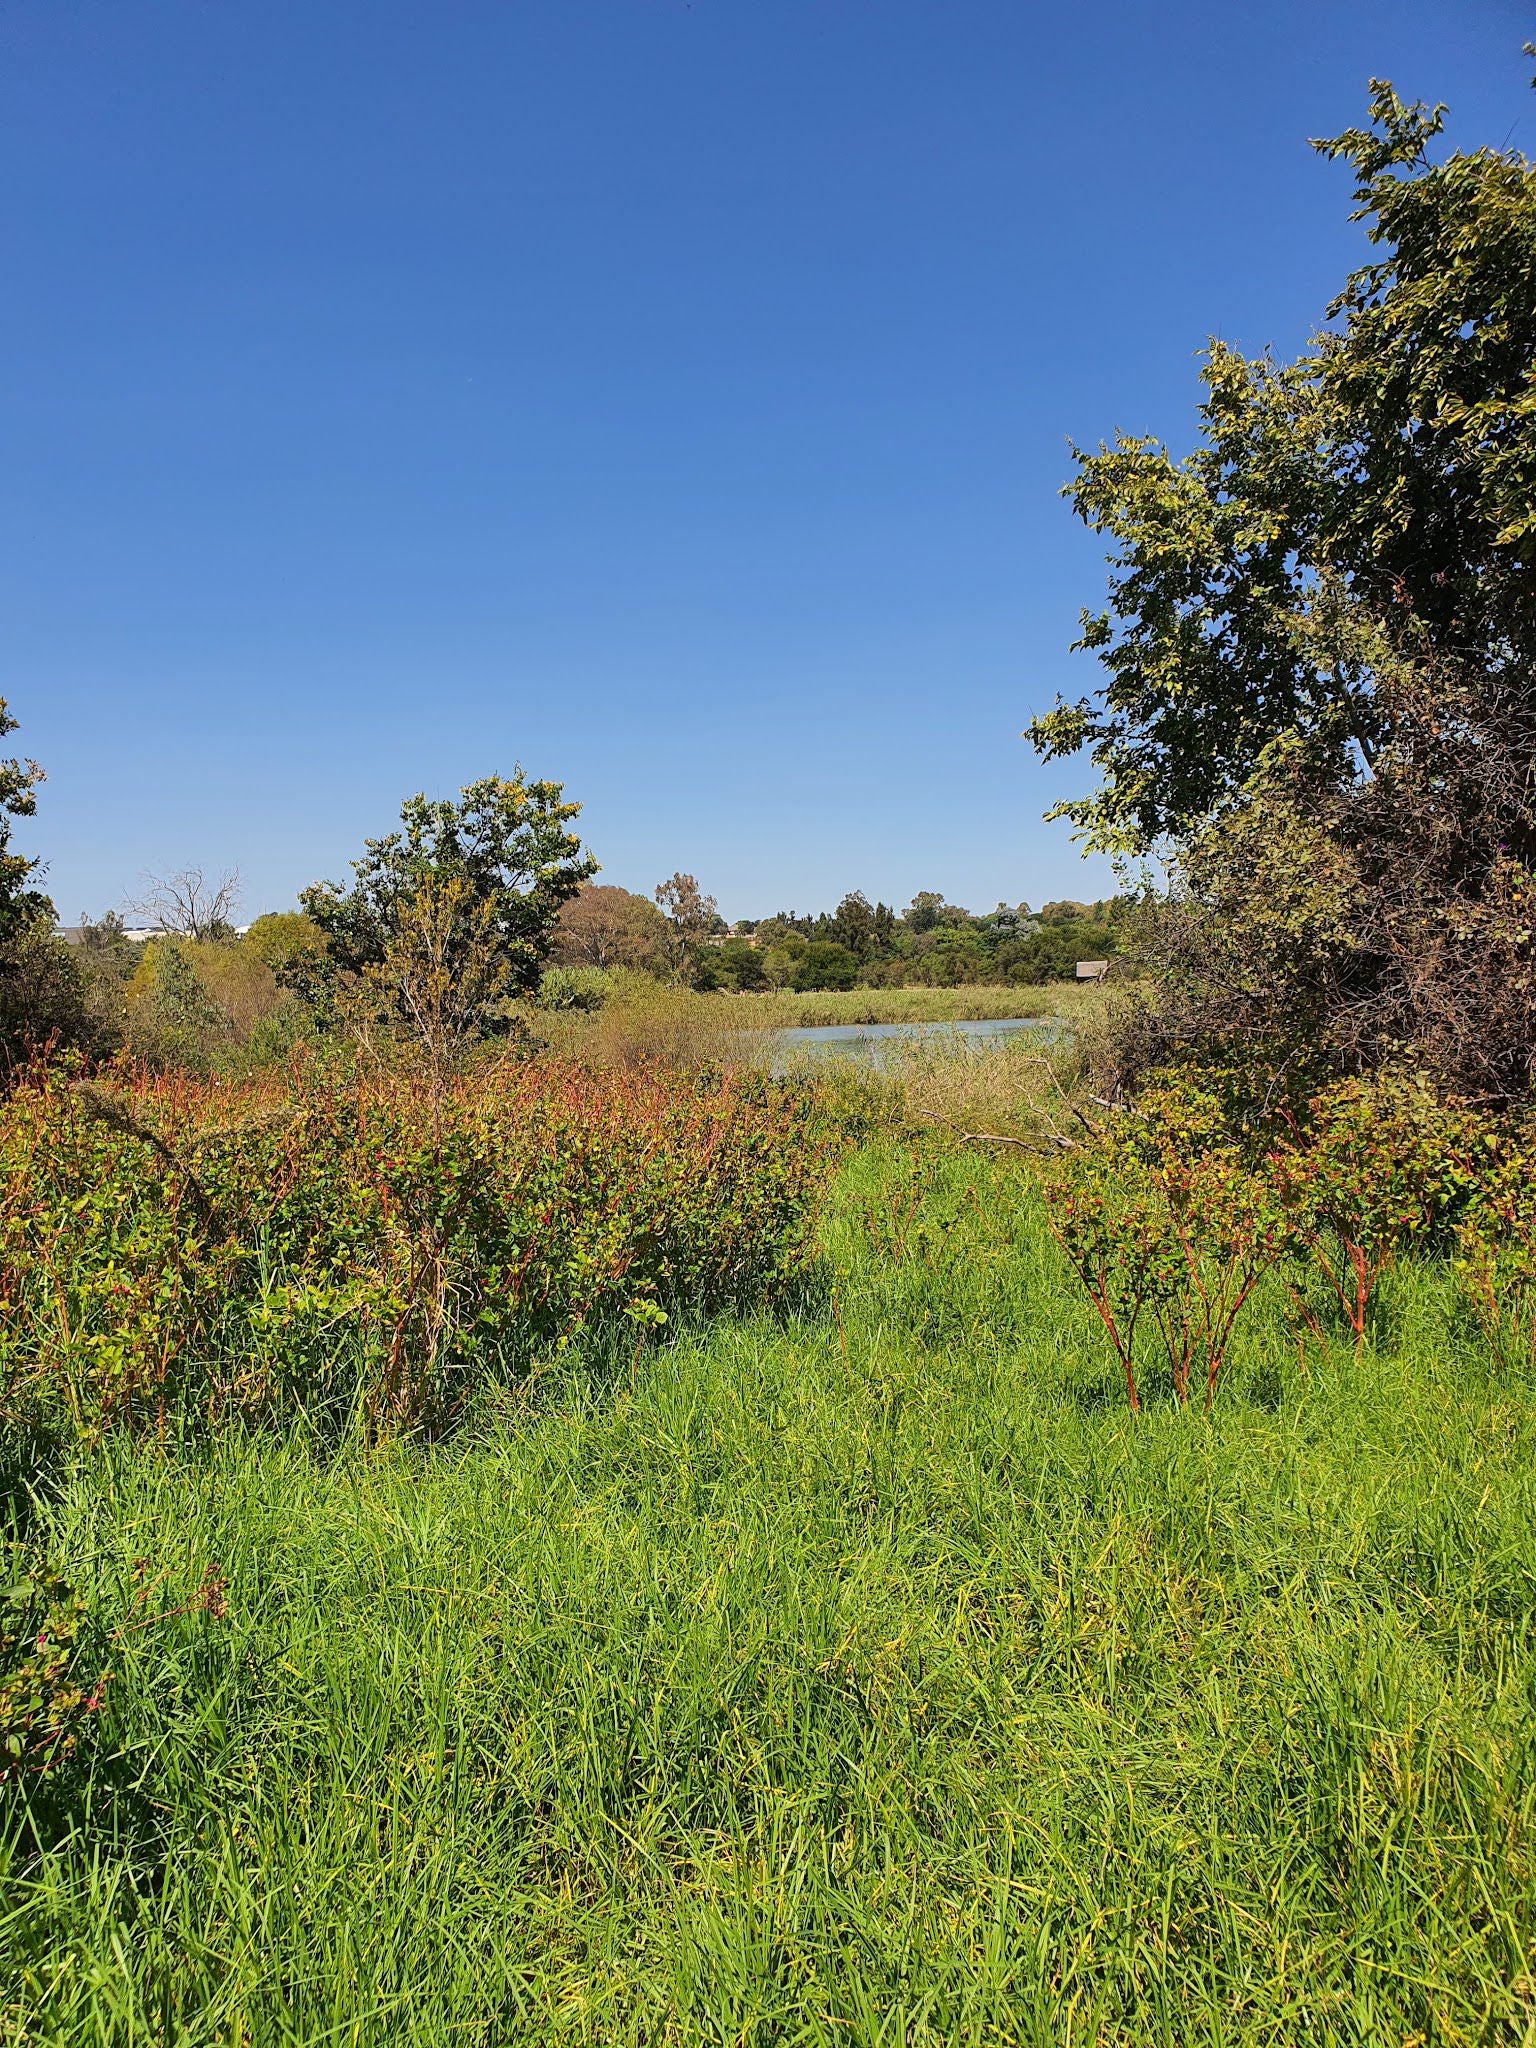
1455,1118,1536,1371
122,939,238,1075
792,942,859,993
1043,1074,1295,1410
1044,1069,1492,1408
536,964,620,1012
0,1545,110,1786
0,921,102,1071
0,1056,837,1440
1274,1074,1480,1349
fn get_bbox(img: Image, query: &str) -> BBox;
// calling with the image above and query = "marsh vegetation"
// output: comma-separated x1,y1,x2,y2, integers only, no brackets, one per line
4,65,1536,2048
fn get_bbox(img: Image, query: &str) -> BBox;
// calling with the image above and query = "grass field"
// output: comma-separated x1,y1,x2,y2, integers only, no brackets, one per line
5,1139,1535,2045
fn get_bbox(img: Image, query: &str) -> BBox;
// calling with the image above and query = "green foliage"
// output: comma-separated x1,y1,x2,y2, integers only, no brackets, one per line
110,933,315,1079
300,775,596,1023
0,1057,835,1441
0,700,51,947
1029,78,1536,855
1275,1074,1480,1347
536,964,616,1012
1044,1074,1295,1410
0,924,96,1073
903,926,991,986
826,891,896,960
1,1546,109,1786
553,885,670,975
241,911,326,976
1037,74,1536,1100
123,939,237,1076
712,935,768,991
653,873,722,987
731,894,1136,991
1455,1117,1536,1373
902,890,965,936
0,702,104,1073
1046,1069,1495,1406
994,913,1117,984
792,941,860,992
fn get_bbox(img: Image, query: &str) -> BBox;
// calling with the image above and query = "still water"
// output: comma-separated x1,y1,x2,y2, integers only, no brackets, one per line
766,1016,1061,1076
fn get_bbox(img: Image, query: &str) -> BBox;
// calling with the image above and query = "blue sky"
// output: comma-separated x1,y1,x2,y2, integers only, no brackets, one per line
3,1,1529,923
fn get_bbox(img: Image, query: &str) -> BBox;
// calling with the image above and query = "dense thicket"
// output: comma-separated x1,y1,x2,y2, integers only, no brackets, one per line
0,1056,833,1442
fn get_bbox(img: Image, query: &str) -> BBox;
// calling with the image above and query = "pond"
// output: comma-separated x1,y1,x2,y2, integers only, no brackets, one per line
765,1016,1063,1076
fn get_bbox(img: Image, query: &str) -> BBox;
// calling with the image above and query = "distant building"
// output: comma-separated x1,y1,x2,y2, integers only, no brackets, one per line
1075,959,1110,981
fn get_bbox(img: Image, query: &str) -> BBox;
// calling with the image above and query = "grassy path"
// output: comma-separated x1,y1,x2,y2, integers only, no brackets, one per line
5,1144,1535,2044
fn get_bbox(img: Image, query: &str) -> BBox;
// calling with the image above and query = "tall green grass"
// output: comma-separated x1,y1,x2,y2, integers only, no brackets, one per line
4,1142,1534,2044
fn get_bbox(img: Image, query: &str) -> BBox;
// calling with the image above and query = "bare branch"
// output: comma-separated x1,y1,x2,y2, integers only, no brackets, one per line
130,865,242,942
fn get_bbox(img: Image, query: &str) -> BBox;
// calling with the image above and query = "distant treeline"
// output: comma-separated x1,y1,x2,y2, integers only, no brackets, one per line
554,883,1134,991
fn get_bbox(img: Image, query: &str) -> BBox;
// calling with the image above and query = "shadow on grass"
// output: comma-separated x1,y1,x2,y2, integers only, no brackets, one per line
2,1734,168,1883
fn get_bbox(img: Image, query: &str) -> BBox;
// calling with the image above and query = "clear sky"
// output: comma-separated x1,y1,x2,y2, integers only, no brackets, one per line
3,1,1530,924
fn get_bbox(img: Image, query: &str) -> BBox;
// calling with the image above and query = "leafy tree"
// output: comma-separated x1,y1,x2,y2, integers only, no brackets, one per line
0,926,95,1068
752,912,813,948
654,873,719,984
792,942,859,992
1029,77,1536,858
0,700,106,1069
555,885,669,973
243,911,326,976
1031,72,1536,1101
714,936,770,992
759,934,807,989
300,775,595,1029
906,927,989,986
826,891,896,961
74,911,138,990
997,918,1119,986
903,891,968,936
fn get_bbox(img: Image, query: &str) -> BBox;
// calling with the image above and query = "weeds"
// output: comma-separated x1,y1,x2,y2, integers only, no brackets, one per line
1,1546,111,1787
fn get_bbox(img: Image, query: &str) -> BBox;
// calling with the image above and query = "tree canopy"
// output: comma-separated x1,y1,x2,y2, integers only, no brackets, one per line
301,774,596,1016
1040,70,1536,1102
1028,77,1536,857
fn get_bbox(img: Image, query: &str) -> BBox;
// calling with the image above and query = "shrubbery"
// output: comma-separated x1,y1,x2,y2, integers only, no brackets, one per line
1043,1067,1518,1410
0,1545,111,1787
0,1055,836,1441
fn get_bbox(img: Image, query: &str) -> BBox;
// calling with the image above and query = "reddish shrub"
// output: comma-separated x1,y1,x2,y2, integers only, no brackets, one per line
0,1054,835,1438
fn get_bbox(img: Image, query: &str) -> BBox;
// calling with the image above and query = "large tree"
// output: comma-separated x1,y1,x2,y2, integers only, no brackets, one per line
1029,74,1536,1101
554,885,670,973
653,873,720,983
1028,76,1536,858
300,774,596,1031
131,865,242,943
